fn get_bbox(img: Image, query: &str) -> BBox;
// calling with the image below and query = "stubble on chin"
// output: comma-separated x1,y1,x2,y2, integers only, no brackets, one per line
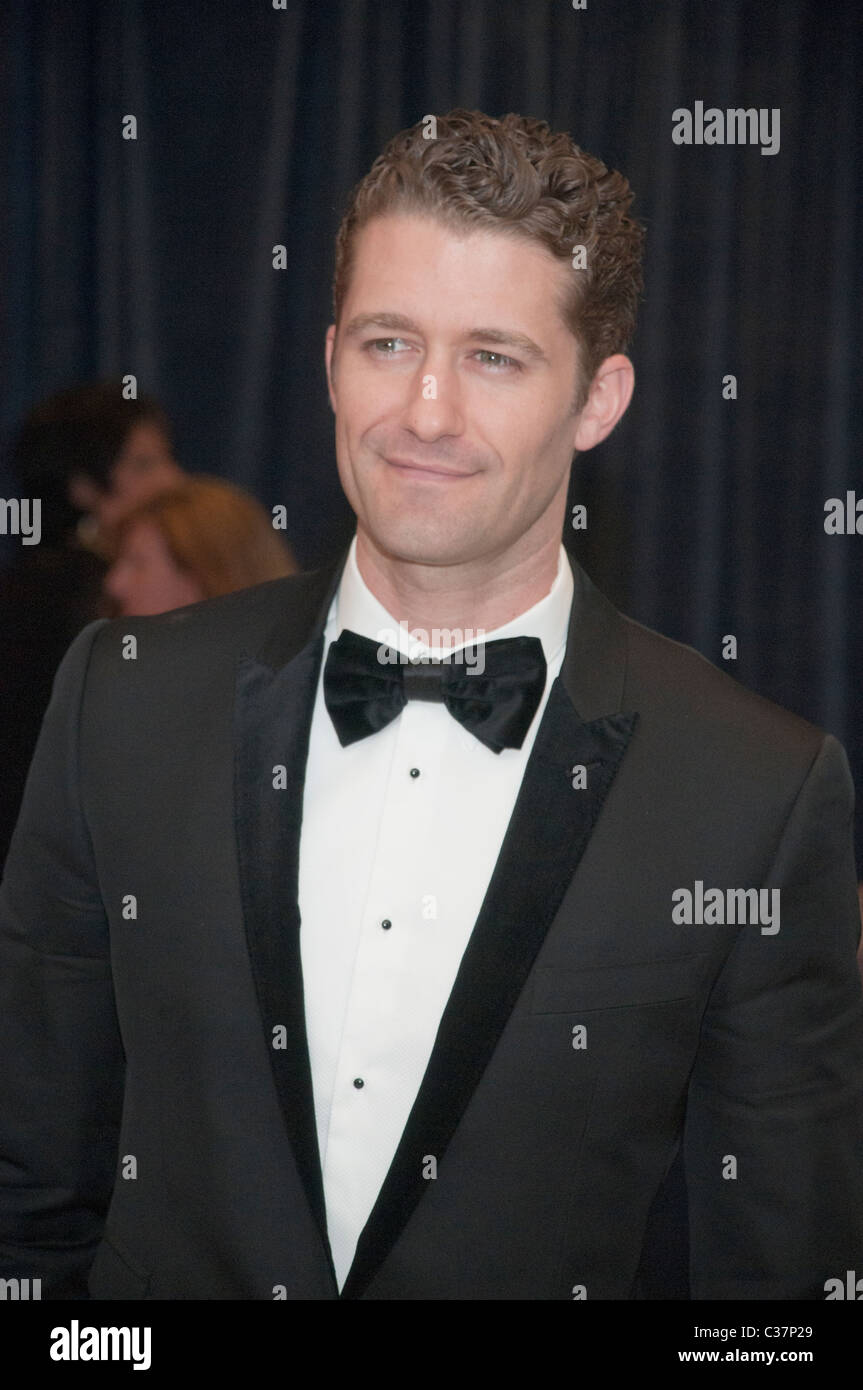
360,514,497,573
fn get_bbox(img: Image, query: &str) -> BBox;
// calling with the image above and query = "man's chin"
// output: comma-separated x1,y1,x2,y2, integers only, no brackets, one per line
357,519,484,570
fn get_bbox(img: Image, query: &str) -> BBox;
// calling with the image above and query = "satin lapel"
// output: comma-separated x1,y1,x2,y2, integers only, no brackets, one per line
341,556,639,1298
232,555,347,1272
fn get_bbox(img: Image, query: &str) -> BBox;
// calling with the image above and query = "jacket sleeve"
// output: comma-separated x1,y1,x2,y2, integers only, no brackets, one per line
684,732,863,1298
0,618,123,1299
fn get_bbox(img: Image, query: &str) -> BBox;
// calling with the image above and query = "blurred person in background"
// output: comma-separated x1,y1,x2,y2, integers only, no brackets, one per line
0,380,183,869
10,379,184,561
102,476,298,617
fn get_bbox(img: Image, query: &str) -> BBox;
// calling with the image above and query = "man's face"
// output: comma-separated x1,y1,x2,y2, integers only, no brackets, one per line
325,213,588,571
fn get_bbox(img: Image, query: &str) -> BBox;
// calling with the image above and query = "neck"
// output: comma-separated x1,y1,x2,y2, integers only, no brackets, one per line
353,530,562,636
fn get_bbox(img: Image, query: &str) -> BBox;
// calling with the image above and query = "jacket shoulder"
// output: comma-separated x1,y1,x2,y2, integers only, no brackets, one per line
619,611,829,771
89,567,333,672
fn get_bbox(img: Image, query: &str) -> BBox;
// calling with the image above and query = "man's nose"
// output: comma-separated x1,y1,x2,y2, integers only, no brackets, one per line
399,357,465,441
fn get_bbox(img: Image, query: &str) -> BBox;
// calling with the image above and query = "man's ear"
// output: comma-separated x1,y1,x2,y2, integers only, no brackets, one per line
325,324,337,413
572,354,635,453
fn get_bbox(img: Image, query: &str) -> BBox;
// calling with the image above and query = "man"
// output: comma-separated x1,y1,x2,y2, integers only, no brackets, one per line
1,110,861,1301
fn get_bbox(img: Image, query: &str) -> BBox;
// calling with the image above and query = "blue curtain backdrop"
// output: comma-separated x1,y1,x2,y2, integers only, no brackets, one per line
1,0,861,864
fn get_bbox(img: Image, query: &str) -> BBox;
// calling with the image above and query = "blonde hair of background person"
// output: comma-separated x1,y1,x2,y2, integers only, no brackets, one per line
103,476,298,616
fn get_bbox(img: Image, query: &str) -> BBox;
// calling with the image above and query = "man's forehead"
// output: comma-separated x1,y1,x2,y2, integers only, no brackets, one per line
343,213,575,341
350,210,564,275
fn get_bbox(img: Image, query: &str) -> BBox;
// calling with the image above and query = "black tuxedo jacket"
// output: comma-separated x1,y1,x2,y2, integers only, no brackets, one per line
1,549,862,1300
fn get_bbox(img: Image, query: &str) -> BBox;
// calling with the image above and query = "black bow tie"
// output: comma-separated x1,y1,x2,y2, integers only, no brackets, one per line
323,629,547,754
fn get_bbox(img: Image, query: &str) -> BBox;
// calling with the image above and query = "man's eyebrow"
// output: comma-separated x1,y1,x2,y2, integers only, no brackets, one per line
342,313,549,364
467,327,549,364
343,312,421,338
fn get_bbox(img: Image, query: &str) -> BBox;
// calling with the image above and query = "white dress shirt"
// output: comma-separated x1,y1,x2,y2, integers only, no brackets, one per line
297,536,574,1289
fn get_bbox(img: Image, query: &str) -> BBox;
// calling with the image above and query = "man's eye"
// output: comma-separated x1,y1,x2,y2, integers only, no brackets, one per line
474,350,518,370
366,338,409,355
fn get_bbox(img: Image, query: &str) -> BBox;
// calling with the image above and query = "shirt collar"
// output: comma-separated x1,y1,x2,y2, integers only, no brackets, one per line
333,533,573,666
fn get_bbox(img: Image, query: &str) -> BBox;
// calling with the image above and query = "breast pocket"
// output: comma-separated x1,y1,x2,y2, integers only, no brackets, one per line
530,955,705,1014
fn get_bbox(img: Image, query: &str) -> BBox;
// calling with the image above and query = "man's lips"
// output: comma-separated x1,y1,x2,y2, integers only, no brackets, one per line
383,455,475,478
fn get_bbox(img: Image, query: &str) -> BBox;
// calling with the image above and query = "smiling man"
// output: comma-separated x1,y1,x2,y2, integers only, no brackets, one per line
325,214,631,618
1,110,862,1302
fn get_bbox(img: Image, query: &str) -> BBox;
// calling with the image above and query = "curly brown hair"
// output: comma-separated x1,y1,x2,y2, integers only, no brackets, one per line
332,109,645,411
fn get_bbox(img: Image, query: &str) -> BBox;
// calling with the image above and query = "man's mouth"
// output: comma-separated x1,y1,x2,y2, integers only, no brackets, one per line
383,455,475,479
